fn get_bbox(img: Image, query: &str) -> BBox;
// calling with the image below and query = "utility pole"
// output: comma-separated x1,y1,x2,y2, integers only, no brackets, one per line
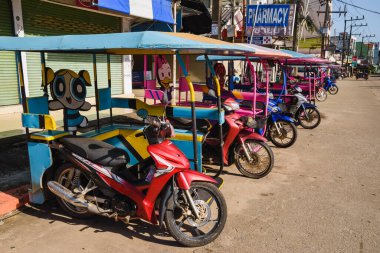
341,16,364,67
318,0,346,58
320,0,331,58
212,0,222,39
346,22,367,72
242,0,246,43
360,34,375,58
231,0,236,43
292,0,301,51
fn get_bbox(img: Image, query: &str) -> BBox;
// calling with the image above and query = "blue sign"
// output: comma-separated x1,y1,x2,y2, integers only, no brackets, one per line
247,36,263,45
246,4,296,36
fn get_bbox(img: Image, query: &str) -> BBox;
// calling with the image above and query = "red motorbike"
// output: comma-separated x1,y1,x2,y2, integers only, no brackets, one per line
47,117,227,247
170,98,274,179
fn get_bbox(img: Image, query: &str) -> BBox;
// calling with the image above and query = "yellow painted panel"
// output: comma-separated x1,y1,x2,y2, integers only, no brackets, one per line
30,132,69,141
44,115,57,130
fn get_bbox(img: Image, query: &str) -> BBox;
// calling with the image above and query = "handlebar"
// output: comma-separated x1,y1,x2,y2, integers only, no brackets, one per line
146,116,162,129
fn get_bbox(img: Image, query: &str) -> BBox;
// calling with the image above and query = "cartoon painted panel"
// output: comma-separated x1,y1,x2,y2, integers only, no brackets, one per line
156,55,173,103
45,68,92,132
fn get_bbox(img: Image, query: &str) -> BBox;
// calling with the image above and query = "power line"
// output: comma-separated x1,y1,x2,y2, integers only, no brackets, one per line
336,0,380,15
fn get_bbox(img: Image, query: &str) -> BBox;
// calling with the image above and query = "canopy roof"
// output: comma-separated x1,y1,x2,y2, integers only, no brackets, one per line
196,55,260,61
196,44,292,61
0,32,255,55
280,49,330,65
281,49,314,59
239,44,293,59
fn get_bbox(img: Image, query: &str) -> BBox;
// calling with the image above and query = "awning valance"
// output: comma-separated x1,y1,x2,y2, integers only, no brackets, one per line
98,0,174,24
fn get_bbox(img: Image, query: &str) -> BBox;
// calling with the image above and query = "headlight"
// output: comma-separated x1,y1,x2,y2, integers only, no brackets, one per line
230,102,240,110
271,107,279,113
240,116,257,128
223,104,232,111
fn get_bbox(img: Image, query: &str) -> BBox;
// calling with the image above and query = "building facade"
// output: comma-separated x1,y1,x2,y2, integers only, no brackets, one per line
0,0,173,106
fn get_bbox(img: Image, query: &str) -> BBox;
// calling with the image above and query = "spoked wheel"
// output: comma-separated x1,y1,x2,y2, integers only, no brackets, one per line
54,164,93,218
165,182,227,247
328,85,339,95
268,120,298,148
234,140,274,179
298,108,321,129
316,88,328,101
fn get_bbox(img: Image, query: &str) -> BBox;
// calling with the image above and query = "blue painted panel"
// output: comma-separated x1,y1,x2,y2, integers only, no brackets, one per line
28,142,53,204
22,114,41,129
99,87,112,111
112,98,132,109
27,96,49,115
104,136,139,166
171,139,202,172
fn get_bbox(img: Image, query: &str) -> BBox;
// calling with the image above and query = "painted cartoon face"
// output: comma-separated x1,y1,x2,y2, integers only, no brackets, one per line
157,57,172,89
51,70,87,110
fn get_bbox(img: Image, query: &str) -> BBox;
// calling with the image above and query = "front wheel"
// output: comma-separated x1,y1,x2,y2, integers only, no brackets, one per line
234,140,274,179
316,88,328,101
165,182,227,247
328,85,339,95
298,107,321,129
268,120,298,148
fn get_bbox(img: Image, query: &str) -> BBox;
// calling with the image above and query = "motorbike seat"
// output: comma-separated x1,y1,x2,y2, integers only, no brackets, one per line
59,137,129,168
168,117,211,133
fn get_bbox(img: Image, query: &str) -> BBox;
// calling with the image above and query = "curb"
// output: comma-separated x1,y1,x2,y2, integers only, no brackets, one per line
0,184,29,219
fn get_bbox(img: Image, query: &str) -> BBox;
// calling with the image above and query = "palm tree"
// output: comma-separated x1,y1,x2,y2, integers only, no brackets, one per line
292,0,317,51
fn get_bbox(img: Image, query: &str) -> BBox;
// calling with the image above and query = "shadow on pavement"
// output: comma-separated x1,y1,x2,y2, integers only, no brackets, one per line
20,201,181,248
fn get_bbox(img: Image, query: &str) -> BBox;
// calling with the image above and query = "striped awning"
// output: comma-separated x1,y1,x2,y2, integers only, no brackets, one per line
98,0,174,24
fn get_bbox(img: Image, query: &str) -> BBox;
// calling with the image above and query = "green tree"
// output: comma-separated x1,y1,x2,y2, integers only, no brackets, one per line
292,0,318,51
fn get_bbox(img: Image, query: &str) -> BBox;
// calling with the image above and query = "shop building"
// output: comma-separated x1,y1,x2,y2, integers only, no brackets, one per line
0,0,173,106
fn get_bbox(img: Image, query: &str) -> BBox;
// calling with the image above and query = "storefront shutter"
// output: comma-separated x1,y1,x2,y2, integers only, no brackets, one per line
0,0,20,106
22,0,123,98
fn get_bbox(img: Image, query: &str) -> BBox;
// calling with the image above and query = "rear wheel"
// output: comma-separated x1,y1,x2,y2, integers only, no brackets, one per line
54,164,93,218
316,88,328,101
165,182,227,247
298,107,321,129
328,85,339,95
268,120,298,148
234,140,274,179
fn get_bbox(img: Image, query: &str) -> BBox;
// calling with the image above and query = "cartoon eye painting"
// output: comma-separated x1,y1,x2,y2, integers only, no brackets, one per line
46,68,92,132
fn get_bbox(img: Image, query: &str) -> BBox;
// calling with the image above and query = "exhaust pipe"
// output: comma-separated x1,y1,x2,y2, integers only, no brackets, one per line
47,181,112,216
47,181,88,209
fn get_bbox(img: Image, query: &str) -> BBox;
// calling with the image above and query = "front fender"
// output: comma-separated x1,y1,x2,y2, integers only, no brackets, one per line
239,130,268,143
270,113,295,123
176,170,217,190
302,102,317,109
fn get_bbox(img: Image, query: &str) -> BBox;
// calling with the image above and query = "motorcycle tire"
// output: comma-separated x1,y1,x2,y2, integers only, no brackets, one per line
328,85,339,95
268,120,298,148
316,88,328,102
54,163,93,218
165,181,227,247
234,140,274,179
298,107,321,129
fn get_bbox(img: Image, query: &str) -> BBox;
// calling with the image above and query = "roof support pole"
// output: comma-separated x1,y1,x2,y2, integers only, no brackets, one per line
176,52,199,173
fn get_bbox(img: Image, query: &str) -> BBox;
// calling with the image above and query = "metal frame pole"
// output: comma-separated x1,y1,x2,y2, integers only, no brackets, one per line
93,54,100,131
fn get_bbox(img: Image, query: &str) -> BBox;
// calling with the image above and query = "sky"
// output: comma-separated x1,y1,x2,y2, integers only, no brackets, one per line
330,0,380,43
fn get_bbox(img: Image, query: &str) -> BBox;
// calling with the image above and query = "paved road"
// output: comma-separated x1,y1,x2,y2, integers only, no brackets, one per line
1,78,379,253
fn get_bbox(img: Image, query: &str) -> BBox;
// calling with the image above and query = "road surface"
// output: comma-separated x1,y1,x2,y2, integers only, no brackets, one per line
0,77,379,253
